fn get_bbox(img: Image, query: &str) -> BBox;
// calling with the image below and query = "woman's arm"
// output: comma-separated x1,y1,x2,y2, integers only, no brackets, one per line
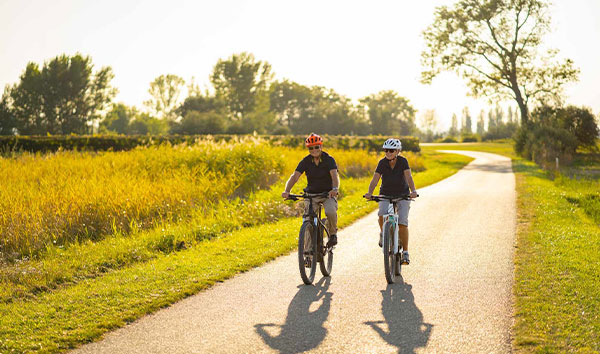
364,172,381,199
403,169,418,197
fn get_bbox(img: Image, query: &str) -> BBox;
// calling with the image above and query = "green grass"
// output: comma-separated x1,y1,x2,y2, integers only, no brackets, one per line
512,161,600,353
424,141,600,352
0,150,472,353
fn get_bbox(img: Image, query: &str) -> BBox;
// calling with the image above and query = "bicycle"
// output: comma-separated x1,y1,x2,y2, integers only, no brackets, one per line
365,194,417,284
286,192,334,285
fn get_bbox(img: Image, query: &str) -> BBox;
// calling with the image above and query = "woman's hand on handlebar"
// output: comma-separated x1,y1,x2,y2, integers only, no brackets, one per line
282,191,290,199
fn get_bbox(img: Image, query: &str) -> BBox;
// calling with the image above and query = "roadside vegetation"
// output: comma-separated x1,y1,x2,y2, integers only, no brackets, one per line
0,141,472,353
424,141,600,352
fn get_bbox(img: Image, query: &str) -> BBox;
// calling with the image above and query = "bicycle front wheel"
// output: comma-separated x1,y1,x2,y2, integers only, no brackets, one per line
382,222,396,284
298,221,317,285
319,223,333,277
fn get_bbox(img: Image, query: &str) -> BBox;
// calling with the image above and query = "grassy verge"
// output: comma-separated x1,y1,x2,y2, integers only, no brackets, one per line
425,142,600,352
0,151,472,353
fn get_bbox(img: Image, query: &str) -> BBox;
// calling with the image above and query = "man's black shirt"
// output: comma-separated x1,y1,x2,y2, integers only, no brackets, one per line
295,151,338,193
375,156,410,196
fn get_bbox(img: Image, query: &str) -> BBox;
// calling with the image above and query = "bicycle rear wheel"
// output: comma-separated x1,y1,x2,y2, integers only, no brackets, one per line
382,222,396,284
319,222,333,276
298,221,317,285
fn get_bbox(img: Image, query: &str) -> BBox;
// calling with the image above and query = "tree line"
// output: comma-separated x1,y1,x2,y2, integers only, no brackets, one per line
0,52,418,137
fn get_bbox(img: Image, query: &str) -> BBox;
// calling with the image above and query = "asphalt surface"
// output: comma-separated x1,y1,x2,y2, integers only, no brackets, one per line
72,150,516,354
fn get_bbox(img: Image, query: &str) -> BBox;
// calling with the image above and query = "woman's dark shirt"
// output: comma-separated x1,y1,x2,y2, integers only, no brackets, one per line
375,156,410,196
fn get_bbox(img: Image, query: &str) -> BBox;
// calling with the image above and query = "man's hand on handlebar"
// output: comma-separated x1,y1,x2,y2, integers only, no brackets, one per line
282,191,290,199
363,193,373,200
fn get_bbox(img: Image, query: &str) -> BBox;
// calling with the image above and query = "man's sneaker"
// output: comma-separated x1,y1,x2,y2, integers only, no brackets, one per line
401,251,410,265
378,232,383,248
327,234,337,247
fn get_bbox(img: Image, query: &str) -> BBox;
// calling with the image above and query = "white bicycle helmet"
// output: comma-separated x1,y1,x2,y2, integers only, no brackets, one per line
382,138,402,150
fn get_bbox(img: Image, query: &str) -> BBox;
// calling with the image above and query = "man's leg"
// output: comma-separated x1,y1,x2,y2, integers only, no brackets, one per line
323,197,338,235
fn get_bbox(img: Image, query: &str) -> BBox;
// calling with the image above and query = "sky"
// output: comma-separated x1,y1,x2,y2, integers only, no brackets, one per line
1,0,599,131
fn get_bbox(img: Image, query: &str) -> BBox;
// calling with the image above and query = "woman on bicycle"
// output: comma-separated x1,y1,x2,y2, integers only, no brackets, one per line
282,133,340,247
364,138,418,264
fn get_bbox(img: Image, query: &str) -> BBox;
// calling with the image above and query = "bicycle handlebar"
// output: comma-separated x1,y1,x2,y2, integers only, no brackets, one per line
363,194,419,202
286,191,329,201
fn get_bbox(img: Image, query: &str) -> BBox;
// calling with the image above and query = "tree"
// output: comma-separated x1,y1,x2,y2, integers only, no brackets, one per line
177,93,226,118
210,52,273,121
269,80,314,129
144,74,185,121
462,106,472,134
449,113,459,136
0,88,15,135
494,104,504,126
507,106,514,123
421,0,579,125
100,103,136,134
177,111,227,134
419,109,439,142
128,113,169,135
477,109,485,136
360,90,416,136
5,54,115,134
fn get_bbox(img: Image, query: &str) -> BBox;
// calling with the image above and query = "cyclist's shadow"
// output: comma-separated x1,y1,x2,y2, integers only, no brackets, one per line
255,277,332,354
364,280,433,354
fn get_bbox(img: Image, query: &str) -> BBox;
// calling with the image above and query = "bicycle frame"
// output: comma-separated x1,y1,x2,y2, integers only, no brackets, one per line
287,191,333,284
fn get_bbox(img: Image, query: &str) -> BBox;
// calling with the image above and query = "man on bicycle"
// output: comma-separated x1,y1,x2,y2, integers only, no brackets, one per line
282,133,340,247
364,138,418,264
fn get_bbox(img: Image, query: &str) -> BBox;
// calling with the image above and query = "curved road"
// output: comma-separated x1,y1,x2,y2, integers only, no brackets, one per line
73,151,516,353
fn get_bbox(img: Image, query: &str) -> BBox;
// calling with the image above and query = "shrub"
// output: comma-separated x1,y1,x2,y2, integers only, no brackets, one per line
461,134,478,142
515,124,578,166
439,136,458,143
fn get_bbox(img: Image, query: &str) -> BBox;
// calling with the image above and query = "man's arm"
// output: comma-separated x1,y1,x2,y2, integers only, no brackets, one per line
282,171,302,198
328,169,340,198
364,172,381,199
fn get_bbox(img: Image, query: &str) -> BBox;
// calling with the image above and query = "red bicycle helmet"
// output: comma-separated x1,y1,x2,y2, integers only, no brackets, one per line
305,133,323,147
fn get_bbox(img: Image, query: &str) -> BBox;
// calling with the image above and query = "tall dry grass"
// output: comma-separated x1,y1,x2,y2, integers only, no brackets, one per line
0,140,400,263
0,140,285,261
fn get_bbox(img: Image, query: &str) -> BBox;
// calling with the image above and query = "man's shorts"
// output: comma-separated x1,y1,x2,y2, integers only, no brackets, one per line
378,199,411,226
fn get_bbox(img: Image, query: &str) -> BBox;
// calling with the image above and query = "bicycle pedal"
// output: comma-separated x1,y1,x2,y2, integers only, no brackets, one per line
304,258,312,268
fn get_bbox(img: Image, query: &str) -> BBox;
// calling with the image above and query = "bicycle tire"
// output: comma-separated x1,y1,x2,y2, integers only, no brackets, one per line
395,240,403,276
383,221,396,284
298,221,318,285
395,254,402,276
319,222,333,276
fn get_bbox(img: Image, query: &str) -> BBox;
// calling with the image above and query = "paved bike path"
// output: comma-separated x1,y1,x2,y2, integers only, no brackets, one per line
73,151,516,353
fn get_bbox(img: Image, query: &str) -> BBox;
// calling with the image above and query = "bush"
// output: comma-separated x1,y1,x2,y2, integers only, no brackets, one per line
515,124,578,166
177,111,227,134
438,136,458,143
516,105,599,167
461,134,478,142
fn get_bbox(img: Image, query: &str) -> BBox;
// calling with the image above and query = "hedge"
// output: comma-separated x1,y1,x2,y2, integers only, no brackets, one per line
0,135,420,153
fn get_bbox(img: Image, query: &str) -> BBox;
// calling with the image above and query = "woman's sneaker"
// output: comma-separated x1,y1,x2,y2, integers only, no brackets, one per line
401,251,410,265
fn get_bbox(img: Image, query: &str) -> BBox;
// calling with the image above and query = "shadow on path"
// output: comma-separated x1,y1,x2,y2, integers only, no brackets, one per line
364,280,433,354
255,277,332,353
